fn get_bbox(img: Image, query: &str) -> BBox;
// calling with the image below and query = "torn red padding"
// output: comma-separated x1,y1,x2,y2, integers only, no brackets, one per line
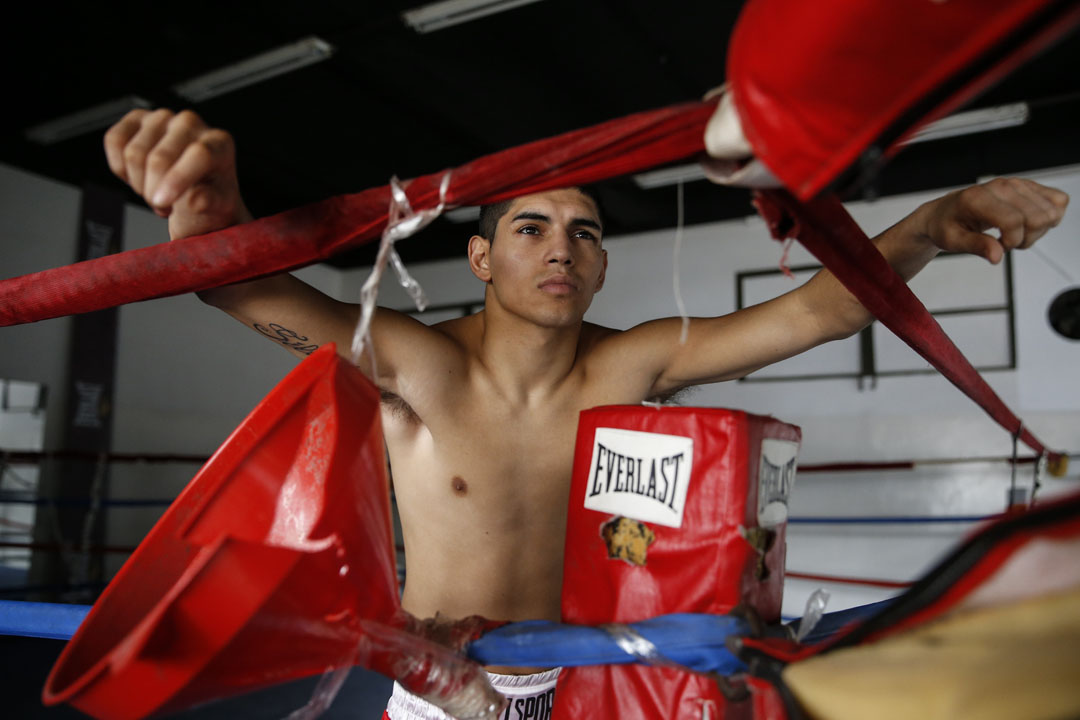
728,0,1080,200
754,189,1059,462
0,100,717,327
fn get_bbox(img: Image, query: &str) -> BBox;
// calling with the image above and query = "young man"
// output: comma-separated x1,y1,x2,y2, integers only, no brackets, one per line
104,108,1067,717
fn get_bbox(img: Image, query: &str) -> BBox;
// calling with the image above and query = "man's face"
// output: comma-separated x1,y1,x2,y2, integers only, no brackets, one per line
470,188,607,328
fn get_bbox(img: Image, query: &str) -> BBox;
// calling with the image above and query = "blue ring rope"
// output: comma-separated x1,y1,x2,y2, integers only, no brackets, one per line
0,599,888,670
0,600,90,640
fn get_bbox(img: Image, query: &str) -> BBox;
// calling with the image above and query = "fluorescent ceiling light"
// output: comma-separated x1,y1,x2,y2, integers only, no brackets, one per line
403,0,547,34
173,36,334,102
445,206,481,223
25,96,152,145
632,163,707,190
902,102,1030,145
633,102,1031,189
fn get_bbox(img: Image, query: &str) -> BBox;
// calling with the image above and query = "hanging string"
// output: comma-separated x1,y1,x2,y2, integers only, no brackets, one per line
778,236,797,280
672,180,690,344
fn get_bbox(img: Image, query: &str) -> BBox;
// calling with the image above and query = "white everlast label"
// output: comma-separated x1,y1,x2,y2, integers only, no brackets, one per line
758,439,799,528
584,427,694,528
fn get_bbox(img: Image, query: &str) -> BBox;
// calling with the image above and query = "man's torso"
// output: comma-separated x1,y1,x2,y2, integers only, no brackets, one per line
380,314,644,625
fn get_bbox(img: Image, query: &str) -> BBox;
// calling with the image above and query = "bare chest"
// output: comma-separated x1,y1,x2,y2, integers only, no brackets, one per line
379,347,655,545
385,393,584,505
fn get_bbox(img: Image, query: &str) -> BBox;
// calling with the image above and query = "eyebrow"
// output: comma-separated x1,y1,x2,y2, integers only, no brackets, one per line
511,211,603,233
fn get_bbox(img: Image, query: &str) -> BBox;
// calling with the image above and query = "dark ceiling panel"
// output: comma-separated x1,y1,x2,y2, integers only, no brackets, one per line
3,1,1079,270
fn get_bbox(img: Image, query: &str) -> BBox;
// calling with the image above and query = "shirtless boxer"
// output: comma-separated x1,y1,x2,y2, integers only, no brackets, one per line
104,108,1068,718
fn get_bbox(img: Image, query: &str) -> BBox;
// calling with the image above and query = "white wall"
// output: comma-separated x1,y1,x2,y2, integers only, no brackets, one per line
589,179,1079,455
1,160,1077,619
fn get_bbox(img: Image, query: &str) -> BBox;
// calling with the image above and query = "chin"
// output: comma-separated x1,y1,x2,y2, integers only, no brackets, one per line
533,310,585,329
507,296,591,328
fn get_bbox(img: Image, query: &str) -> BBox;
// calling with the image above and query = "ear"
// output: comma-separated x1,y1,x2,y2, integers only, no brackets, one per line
595,249,608,292
468,234,493,282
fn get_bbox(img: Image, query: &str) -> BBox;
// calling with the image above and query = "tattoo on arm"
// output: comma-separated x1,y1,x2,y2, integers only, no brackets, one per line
253,322,320,355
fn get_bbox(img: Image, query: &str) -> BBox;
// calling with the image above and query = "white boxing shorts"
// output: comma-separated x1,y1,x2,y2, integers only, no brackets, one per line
384,667,561,720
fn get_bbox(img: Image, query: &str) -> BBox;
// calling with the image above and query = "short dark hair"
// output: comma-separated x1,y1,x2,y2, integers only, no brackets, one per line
478,198,514,242
477,186,603,242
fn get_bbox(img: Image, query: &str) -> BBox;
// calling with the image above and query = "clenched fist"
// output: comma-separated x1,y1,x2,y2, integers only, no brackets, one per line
104,108,252,240
919,177,1069,264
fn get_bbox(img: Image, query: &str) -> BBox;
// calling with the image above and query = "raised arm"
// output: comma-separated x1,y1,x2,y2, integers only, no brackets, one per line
606,178,1068,397
103,108,459,395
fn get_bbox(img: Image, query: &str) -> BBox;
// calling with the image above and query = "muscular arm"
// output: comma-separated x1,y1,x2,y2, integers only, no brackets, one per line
600,178,1068,397
200,274,459,396
197,274,357,358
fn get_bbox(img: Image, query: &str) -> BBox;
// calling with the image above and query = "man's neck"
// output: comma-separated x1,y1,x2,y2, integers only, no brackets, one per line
476,305,584,404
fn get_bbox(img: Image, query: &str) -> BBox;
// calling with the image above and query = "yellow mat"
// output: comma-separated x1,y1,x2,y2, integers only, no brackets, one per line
783,585,1080,720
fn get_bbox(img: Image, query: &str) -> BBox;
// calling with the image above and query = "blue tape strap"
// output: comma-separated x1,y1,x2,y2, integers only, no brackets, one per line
1,599,892,657
0,599,90,640
467,613,749,675
785,598,894,645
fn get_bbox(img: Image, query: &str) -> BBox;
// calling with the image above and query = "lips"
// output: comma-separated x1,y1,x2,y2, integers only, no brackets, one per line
539,275,579,294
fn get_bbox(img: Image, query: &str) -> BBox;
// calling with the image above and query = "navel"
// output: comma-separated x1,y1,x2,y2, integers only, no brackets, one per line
451,476,468,496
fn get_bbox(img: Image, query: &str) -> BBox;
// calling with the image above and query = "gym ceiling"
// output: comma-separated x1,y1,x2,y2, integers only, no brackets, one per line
3,0,1078,267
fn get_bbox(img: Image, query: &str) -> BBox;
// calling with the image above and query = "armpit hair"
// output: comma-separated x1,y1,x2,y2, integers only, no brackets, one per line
645,385,698,406
380,389,421,423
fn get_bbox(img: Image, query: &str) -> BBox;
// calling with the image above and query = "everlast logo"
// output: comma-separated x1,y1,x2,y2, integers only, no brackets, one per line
589,444,685,509
757,438,799,527
583,428,694,528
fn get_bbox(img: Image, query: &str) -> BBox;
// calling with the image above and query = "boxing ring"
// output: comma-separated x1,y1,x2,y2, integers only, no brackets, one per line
2,0,1080,718
1,382,1077,718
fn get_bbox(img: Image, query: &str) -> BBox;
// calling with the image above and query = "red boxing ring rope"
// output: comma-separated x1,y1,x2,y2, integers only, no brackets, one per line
0,100,717,327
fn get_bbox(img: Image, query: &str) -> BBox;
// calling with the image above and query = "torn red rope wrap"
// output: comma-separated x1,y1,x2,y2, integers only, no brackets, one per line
0,100,717,327
754,189,1060,463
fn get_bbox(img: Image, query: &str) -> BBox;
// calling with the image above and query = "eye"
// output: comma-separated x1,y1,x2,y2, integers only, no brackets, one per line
517,224,541,235
574,230,599,242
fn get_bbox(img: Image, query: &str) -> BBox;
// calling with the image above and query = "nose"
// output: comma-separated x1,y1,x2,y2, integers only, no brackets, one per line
546,231,574,265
